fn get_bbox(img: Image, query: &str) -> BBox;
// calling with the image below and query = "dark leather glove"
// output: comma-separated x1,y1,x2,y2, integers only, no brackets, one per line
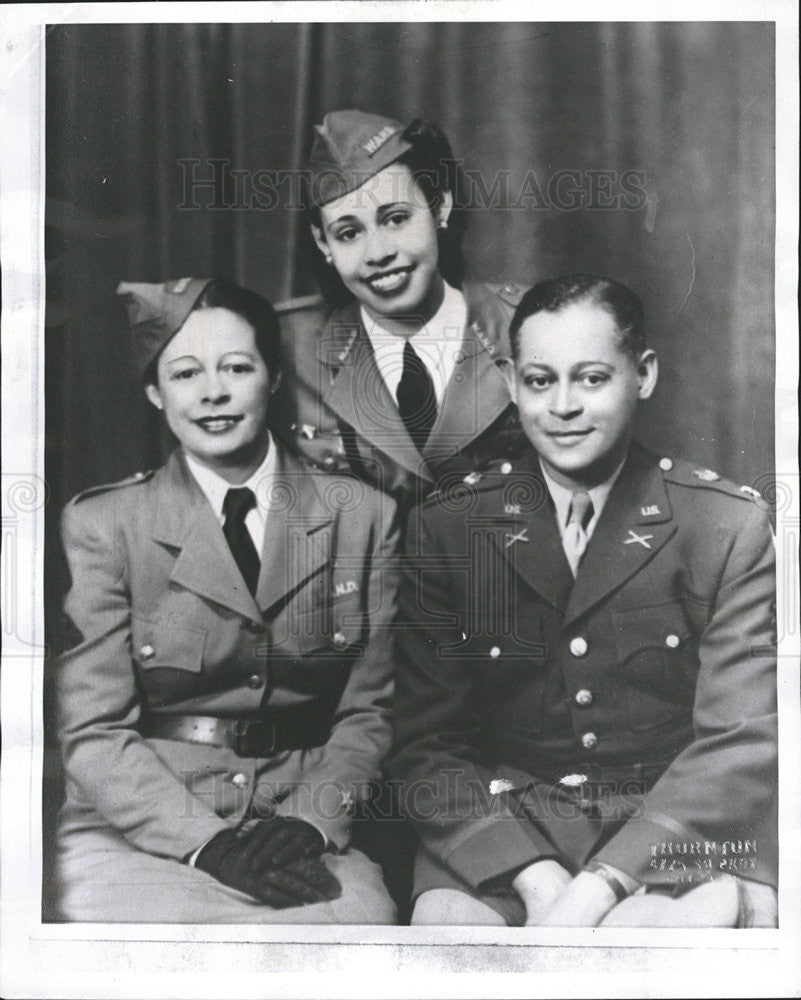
242,815,326,869
195,819,341,908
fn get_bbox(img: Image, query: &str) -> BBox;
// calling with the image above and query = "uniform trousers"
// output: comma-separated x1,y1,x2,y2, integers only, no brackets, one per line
411,779,776,927
54,825,396,924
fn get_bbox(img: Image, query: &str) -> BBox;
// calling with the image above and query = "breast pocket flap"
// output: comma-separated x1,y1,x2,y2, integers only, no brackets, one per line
286,598,365,654
132,617,206,672
612,602,692,663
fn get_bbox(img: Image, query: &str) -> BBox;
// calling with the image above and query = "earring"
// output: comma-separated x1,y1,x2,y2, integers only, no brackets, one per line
324,252,333,264
438,219,448,230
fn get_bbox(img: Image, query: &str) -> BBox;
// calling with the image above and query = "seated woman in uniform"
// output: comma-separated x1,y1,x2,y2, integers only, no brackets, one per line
270,109,526,516
388,274,778,927
53,277,398,923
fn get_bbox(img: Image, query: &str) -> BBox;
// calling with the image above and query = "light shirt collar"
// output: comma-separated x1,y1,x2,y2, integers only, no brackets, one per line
184,433,276,552
360,281,468,405
540,456,626,542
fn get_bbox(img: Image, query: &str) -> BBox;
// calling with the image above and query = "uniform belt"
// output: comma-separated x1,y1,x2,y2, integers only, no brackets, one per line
138,709,331,757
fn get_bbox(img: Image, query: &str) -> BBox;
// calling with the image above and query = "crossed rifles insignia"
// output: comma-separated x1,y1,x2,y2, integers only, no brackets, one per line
504,528,530,548
624,529,653,549
502,522,656,550
505,527,655,549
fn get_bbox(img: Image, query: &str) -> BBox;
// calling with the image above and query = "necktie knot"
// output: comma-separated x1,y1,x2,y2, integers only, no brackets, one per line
403,339,423,370
567,491,594,530
223,486,256,521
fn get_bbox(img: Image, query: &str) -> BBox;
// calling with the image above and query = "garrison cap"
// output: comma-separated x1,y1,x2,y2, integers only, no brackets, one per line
116,277,214,378
308,109,412,206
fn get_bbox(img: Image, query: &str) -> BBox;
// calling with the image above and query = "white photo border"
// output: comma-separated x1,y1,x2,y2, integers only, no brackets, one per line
1,2,799,997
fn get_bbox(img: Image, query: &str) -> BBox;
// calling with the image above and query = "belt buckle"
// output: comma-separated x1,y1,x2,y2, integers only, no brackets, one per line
234,719,276,757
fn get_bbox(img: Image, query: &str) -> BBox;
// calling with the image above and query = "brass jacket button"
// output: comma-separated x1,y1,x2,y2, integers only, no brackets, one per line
569,637,588,657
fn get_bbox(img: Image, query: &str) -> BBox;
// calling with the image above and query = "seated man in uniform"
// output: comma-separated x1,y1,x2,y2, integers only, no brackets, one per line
387,274,778,926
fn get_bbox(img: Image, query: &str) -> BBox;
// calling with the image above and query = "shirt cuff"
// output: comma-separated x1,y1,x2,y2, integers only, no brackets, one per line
186,839,211,867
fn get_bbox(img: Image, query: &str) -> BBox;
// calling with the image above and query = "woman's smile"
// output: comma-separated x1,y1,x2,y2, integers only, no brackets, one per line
363,264,416,295
193,414,245,433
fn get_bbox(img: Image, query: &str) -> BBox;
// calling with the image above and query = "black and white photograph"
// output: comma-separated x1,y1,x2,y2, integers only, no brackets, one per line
1,2,799,997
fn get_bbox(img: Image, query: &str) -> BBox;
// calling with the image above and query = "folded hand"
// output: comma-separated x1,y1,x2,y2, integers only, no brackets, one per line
195,817,341,908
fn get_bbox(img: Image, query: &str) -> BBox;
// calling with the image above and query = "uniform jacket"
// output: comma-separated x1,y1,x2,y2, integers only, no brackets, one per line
387,442,777,891
269,282,528,512
56,444,399,861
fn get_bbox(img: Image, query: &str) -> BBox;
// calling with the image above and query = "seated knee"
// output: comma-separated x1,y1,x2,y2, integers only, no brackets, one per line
411,888,507,926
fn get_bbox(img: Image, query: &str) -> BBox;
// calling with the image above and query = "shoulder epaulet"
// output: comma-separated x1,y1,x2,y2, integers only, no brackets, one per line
423,458,518,509
274,294,324,315
658,456,769,511
71,469,155,505
495,281,526,309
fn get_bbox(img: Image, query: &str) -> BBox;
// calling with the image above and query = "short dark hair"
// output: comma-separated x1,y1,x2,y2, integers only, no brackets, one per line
144,280,281,387
305,118,468,307
509,275,646,362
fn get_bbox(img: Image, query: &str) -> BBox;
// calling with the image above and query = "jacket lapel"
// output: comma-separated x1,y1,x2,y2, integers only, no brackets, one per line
151,448,335,621
255,448,334,615
484,449,574,613
151,451,262,621
423,322,512,463
564,445,676,626
322,303,434,483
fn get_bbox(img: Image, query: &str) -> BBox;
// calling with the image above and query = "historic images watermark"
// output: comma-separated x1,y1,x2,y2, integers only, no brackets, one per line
177,159,650,213
180,770,652,824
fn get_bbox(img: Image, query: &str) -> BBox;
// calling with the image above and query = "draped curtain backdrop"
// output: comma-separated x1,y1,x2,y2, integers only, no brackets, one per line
45,19,775,574
46,21,775,510
46,22,775,500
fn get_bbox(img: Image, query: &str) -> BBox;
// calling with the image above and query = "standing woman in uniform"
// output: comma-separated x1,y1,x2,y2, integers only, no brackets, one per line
53,277,398,923
270,109,526,515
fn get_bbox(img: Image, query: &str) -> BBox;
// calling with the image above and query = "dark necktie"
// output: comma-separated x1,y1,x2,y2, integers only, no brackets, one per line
222,487,260,595
396,339,437,451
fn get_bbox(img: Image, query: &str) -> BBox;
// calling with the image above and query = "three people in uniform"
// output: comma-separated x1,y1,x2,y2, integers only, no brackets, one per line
53,112,777,926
